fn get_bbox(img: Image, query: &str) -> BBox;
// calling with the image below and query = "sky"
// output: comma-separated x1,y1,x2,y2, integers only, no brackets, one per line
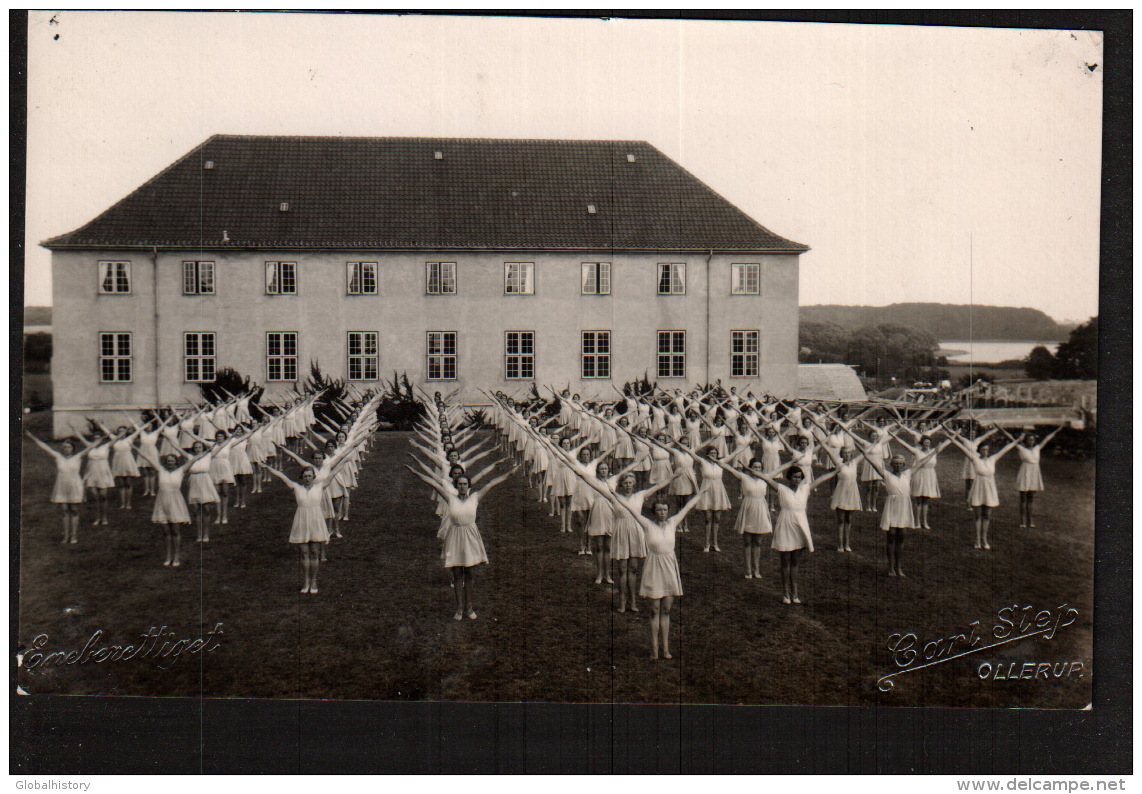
23,13,1104,323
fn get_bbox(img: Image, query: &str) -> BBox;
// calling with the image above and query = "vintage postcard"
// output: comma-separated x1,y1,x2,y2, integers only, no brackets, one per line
18,12,1101,718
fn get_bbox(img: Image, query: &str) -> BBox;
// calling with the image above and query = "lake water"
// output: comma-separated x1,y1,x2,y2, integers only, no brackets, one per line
939,340,1059,364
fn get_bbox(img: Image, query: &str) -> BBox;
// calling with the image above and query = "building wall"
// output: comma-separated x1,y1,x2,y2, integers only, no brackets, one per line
50,249,799,436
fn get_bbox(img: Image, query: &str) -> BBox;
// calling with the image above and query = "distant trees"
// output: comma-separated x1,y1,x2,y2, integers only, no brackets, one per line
1022,317,1098,380
799,321,939,380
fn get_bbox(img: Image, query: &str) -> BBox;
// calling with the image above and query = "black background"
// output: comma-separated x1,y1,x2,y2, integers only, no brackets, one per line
9,9,1132,774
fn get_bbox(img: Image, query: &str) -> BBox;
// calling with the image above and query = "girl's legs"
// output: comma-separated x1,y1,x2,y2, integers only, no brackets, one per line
743,533,754,577
309,542,322,592
234,474,248,508
450,567,464,619
163,525,173,565
576,512,589,553
1026,492,1036,527
702,511,714,552
116,477,128,508
340,492,351,522
462,568,476,618
789,551,801,604
59,505,70,543
659,596,674,659
753,536,765,577
917,497,930,529
835,508,846,552
217,484,231,524
893,528,906,577
628,558,642,611
616,558,629,610
299,545,311,593
972,506,985,548
964,478,974,508
711,511,722,552
979,506,992,549
779,552,792,603
601,536,613,583
886,530,896,575
649,598,661,659
252,463,263,494
676,494,690,531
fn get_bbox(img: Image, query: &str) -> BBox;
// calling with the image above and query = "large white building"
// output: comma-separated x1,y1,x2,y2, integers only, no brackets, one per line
44,135,808,436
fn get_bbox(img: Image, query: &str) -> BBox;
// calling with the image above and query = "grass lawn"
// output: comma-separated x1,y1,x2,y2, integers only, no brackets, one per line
17,411,1094,707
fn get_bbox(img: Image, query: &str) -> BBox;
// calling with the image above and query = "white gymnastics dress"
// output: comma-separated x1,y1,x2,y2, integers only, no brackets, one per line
771,483,815,552
639,517,683,598
1016,446,1044,492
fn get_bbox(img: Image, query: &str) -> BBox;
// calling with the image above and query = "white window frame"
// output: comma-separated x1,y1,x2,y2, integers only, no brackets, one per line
427,331,458,381
581,262,612,295
581,330,611,379
265,261,298,295
504,262,535,295
184,332,217,383
98,332,132,382
657,330,686,378
731,330,760,378
731,263,761,295
504,331,535,380
657,263,686,295
346,262,378,295
426,262,457,294
182,261,215,295
266,332,298,382
347,331,379,381
98,261,131,294
424,263,454,294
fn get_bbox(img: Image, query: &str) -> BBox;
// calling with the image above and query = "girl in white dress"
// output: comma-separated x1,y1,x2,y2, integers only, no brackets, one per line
714,457,791,580
853,438,949,577
83,427,116,526
413,467,516,620
892,433,944,530
26,431,92,544
674,444,735,553
1014,427,1062,528
958,425,999,507
754,466,838,605
611,491,706,660
184,440,220,542
949,432,1021,550
135,417,169,497
137,448,209,568
261,464,336,594
604,472,677,613
109,424,143,509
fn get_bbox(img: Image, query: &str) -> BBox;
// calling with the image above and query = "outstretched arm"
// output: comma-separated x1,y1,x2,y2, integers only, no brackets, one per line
474,465,519,500
25,430,62,460
261,464,300,489
1035,426,1064,450
673,486,708,526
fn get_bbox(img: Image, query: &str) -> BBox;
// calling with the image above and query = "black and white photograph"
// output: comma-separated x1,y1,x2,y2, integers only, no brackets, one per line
13,10,1126,772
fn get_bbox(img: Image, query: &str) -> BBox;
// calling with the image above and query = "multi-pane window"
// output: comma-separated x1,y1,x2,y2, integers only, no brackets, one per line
98,333,132,382
184,333,217,382
731,331,760,377
346,262,378,295
504,262,535,294
581,262,612,295
182,261,215,295
427,332,458,380
98,261,131,294
657,263,686,294
266,332,298,381
505,332,535,380
731,263,761,295
657,331,686,378
265,261,297,294
581,331,611,379
426,262,457,294
347,332,379,380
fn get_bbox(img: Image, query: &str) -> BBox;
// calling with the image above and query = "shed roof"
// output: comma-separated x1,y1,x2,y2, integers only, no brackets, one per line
44,135,809,253
797,364,868,403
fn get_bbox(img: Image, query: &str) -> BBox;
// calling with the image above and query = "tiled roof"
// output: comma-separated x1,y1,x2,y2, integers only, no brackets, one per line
43,135,808,252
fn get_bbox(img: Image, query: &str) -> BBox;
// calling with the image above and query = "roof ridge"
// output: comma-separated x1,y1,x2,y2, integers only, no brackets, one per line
210,134,654,145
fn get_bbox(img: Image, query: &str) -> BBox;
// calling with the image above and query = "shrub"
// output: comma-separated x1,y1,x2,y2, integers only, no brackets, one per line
375,372,426,430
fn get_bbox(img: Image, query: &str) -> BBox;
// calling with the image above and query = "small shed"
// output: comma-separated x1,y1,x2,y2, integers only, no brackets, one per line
797,363,867,402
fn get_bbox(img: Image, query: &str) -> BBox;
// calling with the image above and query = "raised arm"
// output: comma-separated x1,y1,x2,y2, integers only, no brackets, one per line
672,485,709,526
1035,426,1064,449
24,430,63,459
261,464,300,489
474,465,519,500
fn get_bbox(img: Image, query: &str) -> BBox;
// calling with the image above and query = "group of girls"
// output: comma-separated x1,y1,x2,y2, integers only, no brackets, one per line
439,387,1066,658
406,390,516,621
28,388,379,593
